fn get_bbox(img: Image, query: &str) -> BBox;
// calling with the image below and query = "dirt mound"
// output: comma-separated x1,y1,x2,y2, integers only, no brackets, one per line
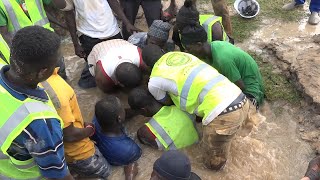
263,36,320,111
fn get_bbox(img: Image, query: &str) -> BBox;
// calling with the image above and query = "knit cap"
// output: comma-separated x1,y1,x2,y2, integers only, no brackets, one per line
180,25,207,45
148,20,172,41
176,0,200,30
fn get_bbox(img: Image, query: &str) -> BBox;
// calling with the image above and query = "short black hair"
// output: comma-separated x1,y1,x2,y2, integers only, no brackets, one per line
116,62,142,88
11,26,61,75
142,44,164,67
95,96,122,129
128,87,154,109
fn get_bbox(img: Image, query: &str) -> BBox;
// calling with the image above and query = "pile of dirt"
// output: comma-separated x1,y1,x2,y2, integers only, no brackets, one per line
263,35,320,111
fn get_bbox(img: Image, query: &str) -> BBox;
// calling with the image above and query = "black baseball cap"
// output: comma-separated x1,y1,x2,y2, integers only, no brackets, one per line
153,150,201,180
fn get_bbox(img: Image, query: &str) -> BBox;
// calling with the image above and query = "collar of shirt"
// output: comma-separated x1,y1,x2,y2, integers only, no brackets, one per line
0,65,49,102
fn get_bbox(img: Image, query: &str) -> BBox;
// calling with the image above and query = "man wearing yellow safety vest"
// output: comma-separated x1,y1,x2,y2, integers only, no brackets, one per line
0,26,74,180
0,0,67,78
142,44,249,171
172,0,232,52
0,34,10,65
128,87,199,151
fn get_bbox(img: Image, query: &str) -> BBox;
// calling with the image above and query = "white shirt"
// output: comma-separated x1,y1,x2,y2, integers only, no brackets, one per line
87,39,143,84
62,0,120,39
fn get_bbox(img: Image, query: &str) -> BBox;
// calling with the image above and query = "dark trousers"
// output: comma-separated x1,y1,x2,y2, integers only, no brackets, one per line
120,0,161,40
77,33,123,88
79,32,123,58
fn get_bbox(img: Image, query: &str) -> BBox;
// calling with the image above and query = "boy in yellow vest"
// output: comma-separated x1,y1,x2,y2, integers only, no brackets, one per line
0,26,73,180
142,44,249,171
128,87,199,150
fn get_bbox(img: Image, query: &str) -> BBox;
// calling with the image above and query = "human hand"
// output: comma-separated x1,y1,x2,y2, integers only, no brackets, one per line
84,122,95,137
125,23,142,34
74,44,86,58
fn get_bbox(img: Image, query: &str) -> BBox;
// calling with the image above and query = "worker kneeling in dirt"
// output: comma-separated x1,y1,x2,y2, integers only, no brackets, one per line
172,0,233,52
128,87,199,150
87,39,146,93
142,44,249,170
180,25,264,112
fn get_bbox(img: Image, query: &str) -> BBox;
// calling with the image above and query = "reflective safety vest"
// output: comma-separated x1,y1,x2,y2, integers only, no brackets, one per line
150,52,242,125
146,106,199,150
0,0,53,33
199,14,229,42
0,83,62,179
0,34,10,65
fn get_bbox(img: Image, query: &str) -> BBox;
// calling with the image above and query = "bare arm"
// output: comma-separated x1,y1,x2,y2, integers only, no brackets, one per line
63,123,94,142
0,26,12,46
46,12,67,29
107,0,141,34
64,10,86,58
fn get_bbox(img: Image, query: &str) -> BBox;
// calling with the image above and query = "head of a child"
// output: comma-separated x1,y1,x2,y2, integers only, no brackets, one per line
147,20,172,48
95,96,125,131
128,87,161,117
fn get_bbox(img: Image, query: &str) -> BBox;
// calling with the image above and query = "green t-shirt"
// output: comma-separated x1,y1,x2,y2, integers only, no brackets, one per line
0,0,51,27
210,41,265,105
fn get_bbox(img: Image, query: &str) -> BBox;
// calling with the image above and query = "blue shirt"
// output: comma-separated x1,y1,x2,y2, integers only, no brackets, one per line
0,66,68,179
91,117,142,166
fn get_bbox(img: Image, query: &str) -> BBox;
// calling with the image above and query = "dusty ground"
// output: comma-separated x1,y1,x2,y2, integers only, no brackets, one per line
52,0,320,179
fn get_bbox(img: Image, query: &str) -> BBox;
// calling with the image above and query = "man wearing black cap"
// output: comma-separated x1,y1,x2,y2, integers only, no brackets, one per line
151,151,201,180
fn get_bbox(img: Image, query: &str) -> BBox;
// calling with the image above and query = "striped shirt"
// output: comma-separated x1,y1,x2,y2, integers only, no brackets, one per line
0,66,68,179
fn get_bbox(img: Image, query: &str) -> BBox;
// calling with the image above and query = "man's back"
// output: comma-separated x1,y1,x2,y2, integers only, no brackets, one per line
210,41,264,104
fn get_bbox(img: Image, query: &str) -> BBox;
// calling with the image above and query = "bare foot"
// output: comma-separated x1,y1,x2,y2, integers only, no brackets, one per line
124,162,138,180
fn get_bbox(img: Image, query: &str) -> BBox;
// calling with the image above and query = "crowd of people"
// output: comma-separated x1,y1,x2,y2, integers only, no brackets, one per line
0,0,318,179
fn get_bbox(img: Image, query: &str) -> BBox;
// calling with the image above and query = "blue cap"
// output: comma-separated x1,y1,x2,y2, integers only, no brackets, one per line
153,150,201,180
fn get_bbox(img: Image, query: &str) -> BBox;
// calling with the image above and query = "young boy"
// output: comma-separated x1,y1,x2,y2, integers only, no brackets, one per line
92,96,142,179
128,87,199,150
41,68,111,179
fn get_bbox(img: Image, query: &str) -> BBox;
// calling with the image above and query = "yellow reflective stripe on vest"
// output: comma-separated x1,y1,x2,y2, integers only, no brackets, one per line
180,64,207,111
148,118,177,150
34,0,49,26
1,0,21,32
1,0,50,33
0,102,56,146
198,74,226,104
0,35,10,65
41,81,61,109
202,16,219,34
201,15,229,42
0,152,37,169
